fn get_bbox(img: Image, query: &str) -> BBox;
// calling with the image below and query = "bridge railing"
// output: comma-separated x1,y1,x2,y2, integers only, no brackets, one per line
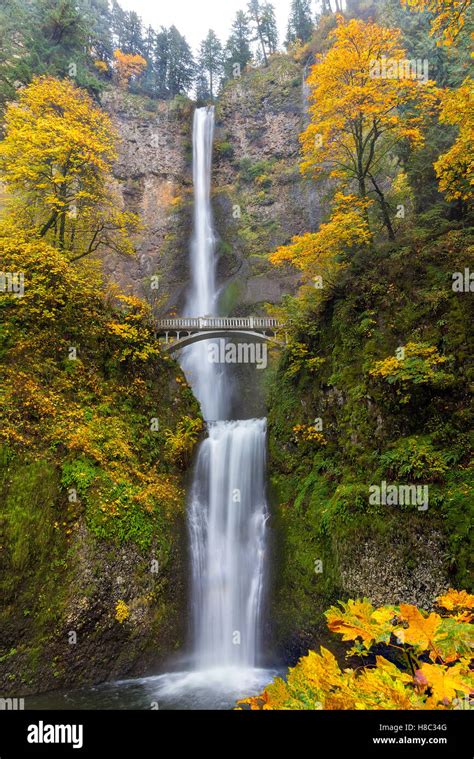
155,317,284,330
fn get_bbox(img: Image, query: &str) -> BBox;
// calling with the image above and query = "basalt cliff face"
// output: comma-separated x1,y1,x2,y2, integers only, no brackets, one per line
103,55,320,317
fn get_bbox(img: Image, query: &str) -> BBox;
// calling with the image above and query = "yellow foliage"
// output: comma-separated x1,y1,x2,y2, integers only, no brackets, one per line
396,604,442,650
437,588,474,611
300,16,436,191
401,0,471,46
240,591,474,710
418,662,472,704
115,600,130,624
292,424,327,446
0,76,139,261
270,193,371,281
434,78,473,202
164,416,204,469
113,49,147,89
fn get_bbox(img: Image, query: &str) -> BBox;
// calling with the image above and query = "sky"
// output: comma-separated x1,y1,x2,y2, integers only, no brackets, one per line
119,0,298,54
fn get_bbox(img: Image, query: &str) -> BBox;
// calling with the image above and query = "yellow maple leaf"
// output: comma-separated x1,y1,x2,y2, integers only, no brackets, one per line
418,662,473,704
397,604,443,651
436,589,474,611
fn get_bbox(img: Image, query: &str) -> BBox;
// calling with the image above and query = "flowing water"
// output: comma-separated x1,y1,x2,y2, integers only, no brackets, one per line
28,107,277,711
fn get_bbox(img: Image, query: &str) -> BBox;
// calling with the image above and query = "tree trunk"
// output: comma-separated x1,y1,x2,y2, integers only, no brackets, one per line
369,174,396,240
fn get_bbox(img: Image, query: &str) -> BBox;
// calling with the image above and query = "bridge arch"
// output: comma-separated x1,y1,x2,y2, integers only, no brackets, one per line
161,329,285,353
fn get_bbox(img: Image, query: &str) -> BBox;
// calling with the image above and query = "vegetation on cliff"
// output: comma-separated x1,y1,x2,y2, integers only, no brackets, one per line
0,74,201,692
261,5,473,682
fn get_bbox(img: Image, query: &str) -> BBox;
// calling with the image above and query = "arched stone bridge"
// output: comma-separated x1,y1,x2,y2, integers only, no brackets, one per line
155,317,287,352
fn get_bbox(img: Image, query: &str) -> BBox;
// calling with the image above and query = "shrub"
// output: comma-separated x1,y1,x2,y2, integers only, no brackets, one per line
239,590,474,710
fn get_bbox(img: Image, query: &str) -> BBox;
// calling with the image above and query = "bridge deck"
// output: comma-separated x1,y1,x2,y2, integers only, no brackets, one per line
155,317,283,331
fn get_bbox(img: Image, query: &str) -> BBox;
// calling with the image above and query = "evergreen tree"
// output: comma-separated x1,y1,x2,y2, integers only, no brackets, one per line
261,1,278,53
224,10,252,79
85,0,114,65
122,10,143,55
110,0,126,49
154,26,170,98
166,25,194,97
140,25,156,96
286,0,314,46
196,29,223,101
247,0,278,65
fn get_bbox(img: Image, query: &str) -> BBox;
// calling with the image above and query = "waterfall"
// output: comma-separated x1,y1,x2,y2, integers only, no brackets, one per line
182,107,268,672
180,107,229,421
189,418,268,669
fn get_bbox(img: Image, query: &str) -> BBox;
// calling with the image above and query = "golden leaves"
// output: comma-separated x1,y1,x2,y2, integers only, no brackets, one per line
113,49,147,89
240,592,474,710
326,598,395,647
396,604,442,650
270,193,371,281
434,78,474,202
0,76,139,262
300,17,436,186
401,0,471,46
437,588,474,611
417,663,473,704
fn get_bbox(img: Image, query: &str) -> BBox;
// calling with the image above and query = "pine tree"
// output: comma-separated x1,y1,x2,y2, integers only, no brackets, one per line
166,25,194,97
122,10,143,55
86,0,114,66
247,0,278,65
196,29,223,101
286,0,313,46
111,0,127,49
224,10,252,79
154,26,170,98
261,1,278,53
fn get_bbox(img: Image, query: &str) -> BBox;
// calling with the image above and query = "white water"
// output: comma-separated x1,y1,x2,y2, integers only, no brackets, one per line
155,107,274,706
189,418,268,669
180,106,229,421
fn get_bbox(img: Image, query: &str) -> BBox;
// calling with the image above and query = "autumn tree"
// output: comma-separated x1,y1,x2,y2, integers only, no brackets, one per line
0,76,138,261
400,0,472,46
301,16,436,239
434,78,473,205
113,48,147,89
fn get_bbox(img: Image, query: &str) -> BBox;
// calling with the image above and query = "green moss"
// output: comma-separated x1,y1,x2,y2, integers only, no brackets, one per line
267,227,474,649
2,459,59,572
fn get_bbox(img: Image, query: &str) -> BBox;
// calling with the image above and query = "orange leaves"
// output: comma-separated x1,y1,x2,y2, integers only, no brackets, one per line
437,588,474,612
239,592,474,711
417,663,473,704
113,49,147,90
396,604,442,650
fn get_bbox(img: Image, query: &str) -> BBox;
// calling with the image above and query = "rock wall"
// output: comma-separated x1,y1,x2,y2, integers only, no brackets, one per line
101,90,194,315
103,54,322,318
